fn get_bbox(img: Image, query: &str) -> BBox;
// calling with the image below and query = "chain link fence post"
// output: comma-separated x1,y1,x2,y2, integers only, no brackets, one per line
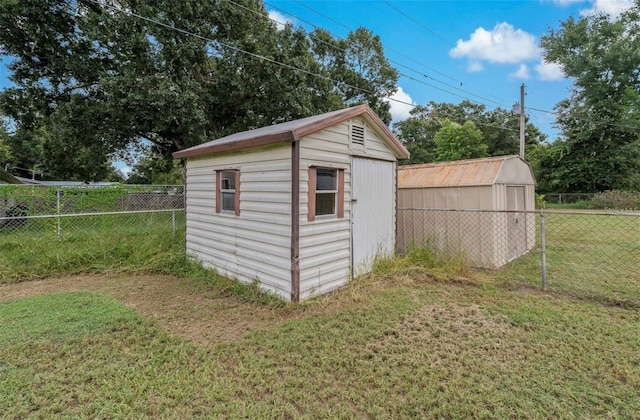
540,209,547,291
172,208,176,240
56,187,62,239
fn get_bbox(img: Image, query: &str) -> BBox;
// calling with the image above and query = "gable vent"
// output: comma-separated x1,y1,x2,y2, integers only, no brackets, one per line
351,123,365,146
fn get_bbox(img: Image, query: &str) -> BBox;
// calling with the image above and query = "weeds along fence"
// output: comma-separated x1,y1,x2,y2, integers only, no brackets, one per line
398,208,640,305
545,191,640,209
0,184,184,245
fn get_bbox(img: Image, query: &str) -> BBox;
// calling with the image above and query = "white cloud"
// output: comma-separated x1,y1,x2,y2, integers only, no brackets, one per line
450,23,540,66
384,86,415,122
549,0,634,18
509,64,531,80
535,59,565,81
468,62,484,72
580,0,634,18
267,10,294,30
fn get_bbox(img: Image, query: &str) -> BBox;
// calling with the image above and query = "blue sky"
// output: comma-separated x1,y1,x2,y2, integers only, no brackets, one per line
266,0,635,141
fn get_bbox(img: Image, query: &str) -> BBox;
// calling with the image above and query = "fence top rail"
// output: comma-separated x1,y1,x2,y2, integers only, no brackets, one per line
398,207,540,215
398,207,640,217
542,209,640,217
0,208,184,221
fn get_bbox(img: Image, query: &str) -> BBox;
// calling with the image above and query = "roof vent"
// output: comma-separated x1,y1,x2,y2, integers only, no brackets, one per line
351,123,365,146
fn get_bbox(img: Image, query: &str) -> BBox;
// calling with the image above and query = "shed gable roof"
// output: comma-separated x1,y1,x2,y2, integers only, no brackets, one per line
172,105,409,159
398,155,535,188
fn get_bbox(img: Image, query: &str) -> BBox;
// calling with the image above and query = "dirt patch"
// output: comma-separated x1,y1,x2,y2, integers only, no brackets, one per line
0,275,292,346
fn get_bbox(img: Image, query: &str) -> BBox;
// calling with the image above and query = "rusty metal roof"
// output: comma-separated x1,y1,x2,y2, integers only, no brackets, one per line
398,156,527,188
173,105,409,160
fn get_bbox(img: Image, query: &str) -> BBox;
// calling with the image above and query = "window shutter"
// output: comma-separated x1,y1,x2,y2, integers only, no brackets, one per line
215,171,221,213
351,123,365,146
337,169,344,218
234,170,241,216
308,167,316,222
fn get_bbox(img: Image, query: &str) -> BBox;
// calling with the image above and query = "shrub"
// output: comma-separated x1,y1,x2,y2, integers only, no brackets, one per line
589,190,640,210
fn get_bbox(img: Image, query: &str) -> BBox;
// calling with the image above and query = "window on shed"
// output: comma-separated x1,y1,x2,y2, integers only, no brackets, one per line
308,167,344,221
216,170,240,215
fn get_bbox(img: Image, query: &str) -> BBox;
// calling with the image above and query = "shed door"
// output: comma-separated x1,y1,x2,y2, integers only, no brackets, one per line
507,186,527,261
351,158,395,277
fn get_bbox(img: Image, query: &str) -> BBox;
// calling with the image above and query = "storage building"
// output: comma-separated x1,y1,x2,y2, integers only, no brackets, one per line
173,105,409,301
397,155,536,268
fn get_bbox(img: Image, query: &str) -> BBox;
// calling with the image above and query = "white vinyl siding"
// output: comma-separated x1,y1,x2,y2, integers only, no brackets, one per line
298,119,398,300
185,144,292,300
299,122,352,300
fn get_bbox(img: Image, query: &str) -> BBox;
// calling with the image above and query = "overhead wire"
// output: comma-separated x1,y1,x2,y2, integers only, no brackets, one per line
229,0,503,108
265,0,505,106
379,0,507,104
82,0,520,133
527,106,640,131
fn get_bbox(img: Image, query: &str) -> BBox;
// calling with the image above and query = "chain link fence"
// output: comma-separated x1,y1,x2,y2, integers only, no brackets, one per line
398,208,640,305
0,184,184,241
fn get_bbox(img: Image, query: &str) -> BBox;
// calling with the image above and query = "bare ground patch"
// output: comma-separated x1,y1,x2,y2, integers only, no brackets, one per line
0,275,293,346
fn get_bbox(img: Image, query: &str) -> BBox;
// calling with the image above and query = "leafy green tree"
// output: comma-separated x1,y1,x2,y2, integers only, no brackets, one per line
434,119,487,161
540,2,640,192
126,148,184,185
0,120,11,164
394,100,544,164
0,0,398,181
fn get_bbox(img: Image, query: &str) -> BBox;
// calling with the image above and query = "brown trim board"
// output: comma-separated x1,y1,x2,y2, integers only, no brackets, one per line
290,139,301,302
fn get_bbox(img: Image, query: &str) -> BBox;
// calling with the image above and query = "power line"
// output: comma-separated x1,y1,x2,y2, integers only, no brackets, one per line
380,0,506,104
527,106,640,131
260,0,505,107
84,0,412,107
229,0,520,132
80,0,519,134
230,0,503,108
382,0,458,49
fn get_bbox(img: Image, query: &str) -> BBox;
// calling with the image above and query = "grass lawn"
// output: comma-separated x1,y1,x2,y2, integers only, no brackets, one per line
2,268,640,418
1,210,639,417
499,212,640,308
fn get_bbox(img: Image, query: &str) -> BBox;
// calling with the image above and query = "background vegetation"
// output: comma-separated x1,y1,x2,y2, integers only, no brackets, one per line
0,1,638,193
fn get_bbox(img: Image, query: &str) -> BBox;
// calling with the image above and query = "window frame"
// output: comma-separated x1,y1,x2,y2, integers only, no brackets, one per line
308,166,344,222
216,169,240,216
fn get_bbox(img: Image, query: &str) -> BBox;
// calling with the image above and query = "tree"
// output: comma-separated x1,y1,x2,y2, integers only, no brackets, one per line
540,2,640,192
0,0,398,181
126,148,184,184
434,119,487,161
393,100,544,164
0,120,11,164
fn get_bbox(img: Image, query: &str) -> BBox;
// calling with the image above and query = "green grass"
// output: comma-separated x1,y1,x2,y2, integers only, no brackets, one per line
1,209,639,417
497,212,640,307
2,279,640,418
0,212,188,283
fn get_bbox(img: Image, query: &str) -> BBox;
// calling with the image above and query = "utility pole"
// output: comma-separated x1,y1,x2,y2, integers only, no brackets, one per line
519,83,525,159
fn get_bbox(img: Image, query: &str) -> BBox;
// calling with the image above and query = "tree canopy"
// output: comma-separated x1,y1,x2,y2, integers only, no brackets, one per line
434,119,487,161
539,1,640,192
393,100,545,165
0,0,398,181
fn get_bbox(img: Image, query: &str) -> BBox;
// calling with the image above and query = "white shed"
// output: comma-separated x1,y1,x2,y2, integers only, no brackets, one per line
173,105,409,302
397,156,536,268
